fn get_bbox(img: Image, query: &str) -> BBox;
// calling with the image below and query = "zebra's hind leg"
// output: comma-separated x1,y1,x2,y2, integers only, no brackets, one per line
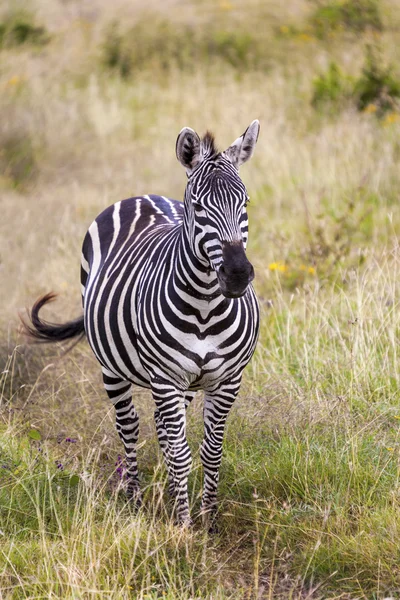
102,369,142,506
155,391,196,499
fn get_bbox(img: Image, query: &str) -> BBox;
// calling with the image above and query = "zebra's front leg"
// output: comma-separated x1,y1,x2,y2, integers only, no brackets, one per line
155,391,196,499
201,380,240,531
102,370,142,506
152,379,192,525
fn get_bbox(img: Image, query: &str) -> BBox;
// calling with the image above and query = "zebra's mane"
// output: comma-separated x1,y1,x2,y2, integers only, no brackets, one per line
202,131,218,158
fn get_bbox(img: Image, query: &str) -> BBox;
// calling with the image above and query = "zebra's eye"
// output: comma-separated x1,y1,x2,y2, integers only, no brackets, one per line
193,203,205,213
244,196,250,207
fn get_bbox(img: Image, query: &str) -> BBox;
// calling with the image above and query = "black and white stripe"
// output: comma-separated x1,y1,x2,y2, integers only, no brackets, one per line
23,120,261,528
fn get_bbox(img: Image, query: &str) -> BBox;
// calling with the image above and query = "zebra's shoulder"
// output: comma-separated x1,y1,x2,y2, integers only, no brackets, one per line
103,195,184,227
93,195,183,225
87,195,183,241
81,195,183,271
136,195,184,224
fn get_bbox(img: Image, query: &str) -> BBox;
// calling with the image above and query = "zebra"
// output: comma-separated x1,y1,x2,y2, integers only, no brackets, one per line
23,120,261,529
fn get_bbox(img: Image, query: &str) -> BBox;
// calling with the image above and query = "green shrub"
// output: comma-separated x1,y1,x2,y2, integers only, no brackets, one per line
312,46,400,115
310,0,383,38
0,129,38,187
102,18,268,77
102,26,131,78
0,11,49,48
206,30,254,69
312,61,353,109
355,45,400,114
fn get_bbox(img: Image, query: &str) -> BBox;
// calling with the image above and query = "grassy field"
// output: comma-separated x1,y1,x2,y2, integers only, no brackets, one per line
1,0,400,597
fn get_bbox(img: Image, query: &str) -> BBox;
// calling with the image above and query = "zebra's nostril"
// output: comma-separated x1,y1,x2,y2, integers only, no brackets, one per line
219,262,254,281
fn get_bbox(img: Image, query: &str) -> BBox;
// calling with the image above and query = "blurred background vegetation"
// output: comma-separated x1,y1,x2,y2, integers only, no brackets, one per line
1,0,400,598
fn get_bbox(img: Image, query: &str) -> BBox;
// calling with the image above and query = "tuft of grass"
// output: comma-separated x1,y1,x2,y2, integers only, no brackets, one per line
0,11,49,48
309,0,383,38
311,61,353,110
355,44,400,114
0,129,38,188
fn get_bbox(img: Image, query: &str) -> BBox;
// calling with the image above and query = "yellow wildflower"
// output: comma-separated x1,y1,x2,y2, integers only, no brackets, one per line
269,262,288,273
219,0,233,10
299,265,316,275
383,112,399,126
297,33,313,43
7,75,21,86
386,447,394,452
364,103,377,114
280,25,289,35
394,416,400,419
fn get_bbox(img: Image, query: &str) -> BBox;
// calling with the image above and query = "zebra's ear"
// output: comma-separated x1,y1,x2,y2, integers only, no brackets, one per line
223,120,260,169
176,127,202,172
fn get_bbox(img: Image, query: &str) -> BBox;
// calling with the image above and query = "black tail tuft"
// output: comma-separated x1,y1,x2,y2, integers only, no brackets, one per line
20,292,85,344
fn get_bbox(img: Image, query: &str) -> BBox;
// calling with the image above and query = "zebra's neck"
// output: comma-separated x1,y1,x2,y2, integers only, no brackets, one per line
174,201,223,304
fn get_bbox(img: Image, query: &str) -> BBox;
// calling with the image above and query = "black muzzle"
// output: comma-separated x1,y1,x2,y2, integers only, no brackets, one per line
217,241,254,298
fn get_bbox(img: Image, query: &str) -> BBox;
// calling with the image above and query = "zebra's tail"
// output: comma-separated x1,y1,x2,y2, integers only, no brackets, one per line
20,292,86,344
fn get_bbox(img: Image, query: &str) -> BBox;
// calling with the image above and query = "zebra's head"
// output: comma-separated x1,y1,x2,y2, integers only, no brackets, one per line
176,120,260,299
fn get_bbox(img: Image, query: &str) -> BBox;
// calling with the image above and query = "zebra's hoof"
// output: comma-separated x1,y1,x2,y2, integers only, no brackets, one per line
200,507,218,533
126,488,142,509
175,517,193,529
208,521,219,534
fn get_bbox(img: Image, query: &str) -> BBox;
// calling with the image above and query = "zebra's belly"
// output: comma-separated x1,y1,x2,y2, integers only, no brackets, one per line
84,313,152,388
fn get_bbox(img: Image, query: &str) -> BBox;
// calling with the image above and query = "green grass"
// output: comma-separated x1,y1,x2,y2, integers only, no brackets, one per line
0,10,49,48
1,373,400,597
309,0,383,38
